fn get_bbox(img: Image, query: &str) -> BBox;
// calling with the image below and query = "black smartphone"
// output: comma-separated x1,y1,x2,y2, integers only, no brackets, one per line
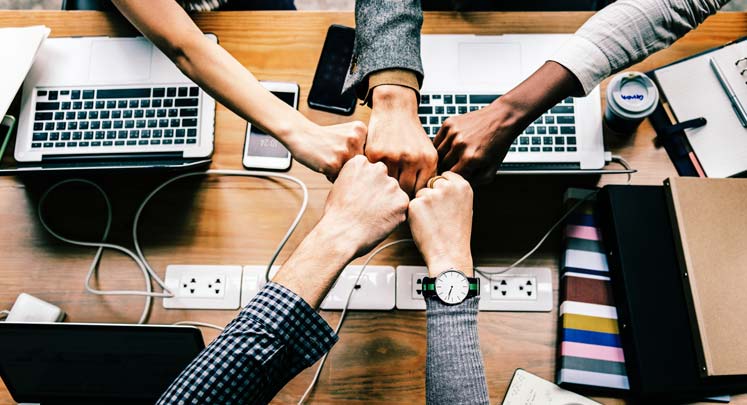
308,24,357,116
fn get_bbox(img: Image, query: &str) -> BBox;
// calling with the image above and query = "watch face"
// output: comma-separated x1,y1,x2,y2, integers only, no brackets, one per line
435,270,470,305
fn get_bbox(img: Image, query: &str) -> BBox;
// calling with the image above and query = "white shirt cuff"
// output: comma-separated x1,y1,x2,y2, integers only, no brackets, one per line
549,35,612,96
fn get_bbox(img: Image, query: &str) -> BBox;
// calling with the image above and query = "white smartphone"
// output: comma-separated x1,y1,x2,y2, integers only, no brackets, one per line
242,81,298,171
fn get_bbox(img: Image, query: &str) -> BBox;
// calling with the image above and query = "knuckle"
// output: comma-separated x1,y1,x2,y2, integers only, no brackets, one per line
457,179,472,192
373,160,388,173
426,148,438,164
453,135,466,148
464,149,478,161
386,175,400,188
366,148,384,162
352,120,367,133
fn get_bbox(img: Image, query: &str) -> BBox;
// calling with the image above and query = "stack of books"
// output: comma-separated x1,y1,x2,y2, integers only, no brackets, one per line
556,189,629,394
590,178,746,402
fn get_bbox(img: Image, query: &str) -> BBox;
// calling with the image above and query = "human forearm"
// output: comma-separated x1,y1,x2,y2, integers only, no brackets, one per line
489,61,582,135
551,0,728,94
275,156,409,307
113,0,310,145
435,61,580,178
273,218,357,308
426,297,489,405
170,34,311,142
158,283,337,404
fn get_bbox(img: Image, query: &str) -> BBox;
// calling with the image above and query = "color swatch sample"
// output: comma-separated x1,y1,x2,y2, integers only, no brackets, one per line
556,189,630,392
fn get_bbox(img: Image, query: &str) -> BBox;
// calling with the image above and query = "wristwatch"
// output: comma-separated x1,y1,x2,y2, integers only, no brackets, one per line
422,269,479,305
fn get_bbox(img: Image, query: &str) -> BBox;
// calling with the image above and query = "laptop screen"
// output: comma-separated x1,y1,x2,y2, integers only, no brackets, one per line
0,323,204,404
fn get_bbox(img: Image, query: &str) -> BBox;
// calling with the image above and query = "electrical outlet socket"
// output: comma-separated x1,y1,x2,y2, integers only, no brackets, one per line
490,276,537,300
476,266,552,312
163,265,242,309
396,266,428,310
396,266,553,312
241,265,280,307
320,266,395,310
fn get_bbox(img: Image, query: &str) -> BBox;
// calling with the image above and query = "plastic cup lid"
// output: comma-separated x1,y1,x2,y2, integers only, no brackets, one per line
609,72,659,116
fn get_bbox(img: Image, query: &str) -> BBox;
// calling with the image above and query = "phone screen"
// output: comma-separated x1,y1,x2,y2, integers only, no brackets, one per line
308,25,357,115
246,91,294,158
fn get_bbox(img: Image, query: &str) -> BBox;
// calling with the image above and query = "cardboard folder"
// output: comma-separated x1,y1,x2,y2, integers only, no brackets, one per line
665,177,747,377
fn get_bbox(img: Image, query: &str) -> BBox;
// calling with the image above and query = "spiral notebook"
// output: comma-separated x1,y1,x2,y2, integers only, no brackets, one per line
653,37,747,178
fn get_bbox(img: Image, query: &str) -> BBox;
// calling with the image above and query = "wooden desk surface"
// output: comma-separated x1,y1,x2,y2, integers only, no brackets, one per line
0,10,745,404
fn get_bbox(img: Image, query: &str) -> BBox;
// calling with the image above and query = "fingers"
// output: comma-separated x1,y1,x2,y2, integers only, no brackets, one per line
436,133,455,162
415,186,434,199
451,158,478,179
433,123,449,148
381,157,400,180
440,171,466,184
414,168,431,193
439,144,463,173
348,121,367,155
398,164,417,197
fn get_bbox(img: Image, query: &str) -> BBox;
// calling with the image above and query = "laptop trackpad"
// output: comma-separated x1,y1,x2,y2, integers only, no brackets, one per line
458,42,522,90
89,39,152,83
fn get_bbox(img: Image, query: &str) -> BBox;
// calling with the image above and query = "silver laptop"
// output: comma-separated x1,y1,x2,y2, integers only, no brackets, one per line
420,34,605,171
14,35,216,171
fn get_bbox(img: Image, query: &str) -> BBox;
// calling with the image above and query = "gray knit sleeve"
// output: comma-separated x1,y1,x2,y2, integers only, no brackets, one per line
425,296,489,405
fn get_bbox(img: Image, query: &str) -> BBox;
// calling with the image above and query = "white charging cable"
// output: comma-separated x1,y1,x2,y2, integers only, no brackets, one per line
299,156,636,402
38,170,308,324
38,179,164,324
298,238,413,404
475,155,632,278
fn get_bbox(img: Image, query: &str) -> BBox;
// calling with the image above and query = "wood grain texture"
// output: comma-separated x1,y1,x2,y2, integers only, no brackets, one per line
0,10,744,404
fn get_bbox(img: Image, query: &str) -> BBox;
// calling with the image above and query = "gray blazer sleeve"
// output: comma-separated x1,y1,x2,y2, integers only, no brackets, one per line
343,0,424,98
425,297,490,405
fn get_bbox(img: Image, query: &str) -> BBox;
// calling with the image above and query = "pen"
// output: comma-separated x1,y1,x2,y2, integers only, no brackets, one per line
710,57,747,128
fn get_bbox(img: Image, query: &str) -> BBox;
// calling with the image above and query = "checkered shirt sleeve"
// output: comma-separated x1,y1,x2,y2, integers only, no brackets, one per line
157,282,338,405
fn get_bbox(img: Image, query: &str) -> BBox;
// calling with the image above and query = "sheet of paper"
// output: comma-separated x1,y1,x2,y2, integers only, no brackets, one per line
0,25,50,117
655,40,747,178
503,369,600,405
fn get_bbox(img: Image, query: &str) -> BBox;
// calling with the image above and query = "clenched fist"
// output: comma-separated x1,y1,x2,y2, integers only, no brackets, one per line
320,155,410,257
408,172,474,277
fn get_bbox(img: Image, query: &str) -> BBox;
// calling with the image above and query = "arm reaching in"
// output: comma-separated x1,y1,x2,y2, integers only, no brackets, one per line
158,156,409,404
367,85,438,196
409,172,490,405
345,0,437,195
112,0,366,179
435,0,728,183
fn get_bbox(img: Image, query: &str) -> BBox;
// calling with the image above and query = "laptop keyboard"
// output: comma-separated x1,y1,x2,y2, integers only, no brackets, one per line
418,94,578,153
30,86,201,150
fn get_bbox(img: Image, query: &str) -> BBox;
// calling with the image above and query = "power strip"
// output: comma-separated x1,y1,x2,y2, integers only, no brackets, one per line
163,265,243,310
320,266,395,310
163,264,552,311
396,266,553,312
241,265,395,310
240,265,279,307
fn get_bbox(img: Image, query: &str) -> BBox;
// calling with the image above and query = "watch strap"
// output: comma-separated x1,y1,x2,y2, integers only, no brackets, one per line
421,276,480,300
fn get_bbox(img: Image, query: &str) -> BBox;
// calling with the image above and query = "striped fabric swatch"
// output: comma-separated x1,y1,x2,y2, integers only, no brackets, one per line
556,188,630,392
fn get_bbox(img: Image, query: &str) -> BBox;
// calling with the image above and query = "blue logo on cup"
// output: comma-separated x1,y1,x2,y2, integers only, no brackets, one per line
621,93,645,101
